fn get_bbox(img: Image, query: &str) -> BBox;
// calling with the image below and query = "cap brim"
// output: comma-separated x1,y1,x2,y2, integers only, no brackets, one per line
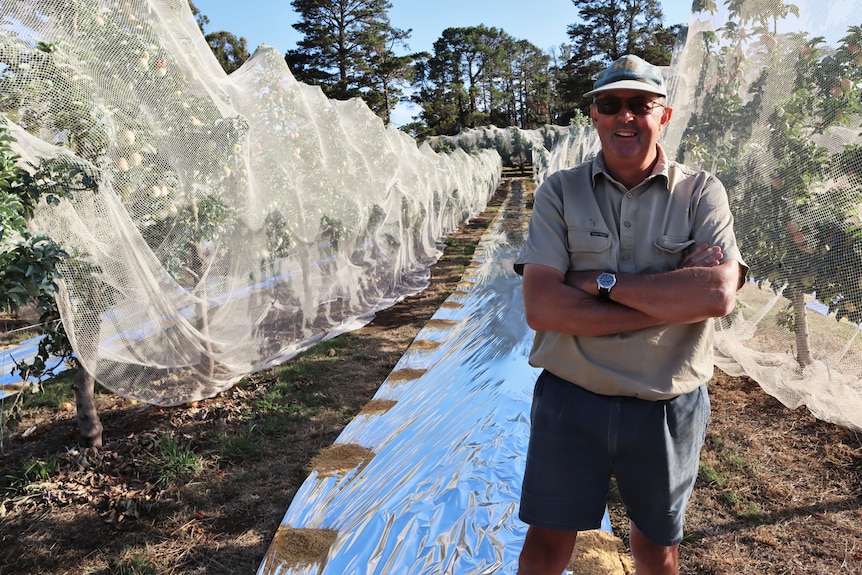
584,79,667,98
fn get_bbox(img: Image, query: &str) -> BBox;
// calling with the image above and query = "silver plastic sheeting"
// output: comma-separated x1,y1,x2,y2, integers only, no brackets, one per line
0,336,70,398
258,183,611,575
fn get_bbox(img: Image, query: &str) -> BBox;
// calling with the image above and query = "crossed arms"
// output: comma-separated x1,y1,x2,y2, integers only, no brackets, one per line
522,243,742,337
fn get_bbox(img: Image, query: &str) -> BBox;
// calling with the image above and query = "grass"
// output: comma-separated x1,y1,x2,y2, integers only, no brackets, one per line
1,369,96,480
216,425,264,463
718,447,748,470
5,368,76,411
443,234,477,262
21,455,59,482
93,556,159,575
698,463,726,487
199,330,391,465
2,454,60,493
147,433,206,487
738,502,765,525
1,369,76,455
697,431,770,524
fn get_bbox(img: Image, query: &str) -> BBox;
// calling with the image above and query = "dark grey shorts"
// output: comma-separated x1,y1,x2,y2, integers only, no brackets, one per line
518,370,710,546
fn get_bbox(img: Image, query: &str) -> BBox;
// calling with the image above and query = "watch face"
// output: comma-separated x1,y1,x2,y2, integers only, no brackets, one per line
597,273,616,299
598,273,615,288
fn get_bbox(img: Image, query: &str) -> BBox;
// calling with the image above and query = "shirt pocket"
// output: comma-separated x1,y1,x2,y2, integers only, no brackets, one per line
653,235,695,272
567,226,613,271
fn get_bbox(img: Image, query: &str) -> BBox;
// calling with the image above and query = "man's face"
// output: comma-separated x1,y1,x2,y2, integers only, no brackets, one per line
589,89,672,167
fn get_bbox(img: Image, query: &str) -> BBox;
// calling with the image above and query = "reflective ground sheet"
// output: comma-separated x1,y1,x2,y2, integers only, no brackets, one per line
0,337,62,400
257,182,618,575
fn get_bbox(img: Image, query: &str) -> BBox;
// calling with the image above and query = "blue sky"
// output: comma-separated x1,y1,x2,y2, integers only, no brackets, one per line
194,0,694,57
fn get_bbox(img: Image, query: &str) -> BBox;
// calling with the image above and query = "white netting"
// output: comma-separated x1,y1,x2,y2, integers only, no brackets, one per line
427,125,572,168
532,124,600,182
5,0,862,431
543,0,862,431
0,0,500,405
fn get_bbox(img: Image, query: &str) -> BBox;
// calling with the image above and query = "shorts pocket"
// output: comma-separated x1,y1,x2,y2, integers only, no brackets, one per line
665,385,709,443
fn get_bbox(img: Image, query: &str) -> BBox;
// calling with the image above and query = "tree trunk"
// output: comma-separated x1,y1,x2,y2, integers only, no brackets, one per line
793,291,814,367
73,287,104,447
189,194,215,380
74,365,102,447
194,239,216,380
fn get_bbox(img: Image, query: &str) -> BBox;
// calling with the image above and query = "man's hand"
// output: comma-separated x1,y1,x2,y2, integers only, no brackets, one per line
681,243,723,268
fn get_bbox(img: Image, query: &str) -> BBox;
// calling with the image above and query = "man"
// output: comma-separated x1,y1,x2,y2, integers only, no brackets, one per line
514,54,748,575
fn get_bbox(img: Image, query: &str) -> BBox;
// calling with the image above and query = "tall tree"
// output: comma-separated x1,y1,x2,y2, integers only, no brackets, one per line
510,40,552,128
358,25,419,123
285,0,415,121
189,1,250,74
410,54,461,136
205,30,251,74
560,0,679,119
413,26,550,135
547,44,581,125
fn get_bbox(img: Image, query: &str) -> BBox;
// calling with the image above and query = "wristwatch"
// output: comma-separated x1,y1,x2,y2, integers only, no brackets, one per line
597,272,617,299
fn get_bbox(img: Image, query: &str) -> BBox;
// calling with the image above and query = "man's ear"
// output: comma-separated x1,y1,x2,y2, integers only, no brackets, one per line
660,107,673,127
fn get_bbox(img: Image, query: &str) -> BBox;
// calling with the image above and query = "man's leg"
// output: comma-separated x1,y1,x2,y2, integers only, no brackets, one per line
616,385,710,574
517,525,578,575
517,373,614,574
630,521,679,575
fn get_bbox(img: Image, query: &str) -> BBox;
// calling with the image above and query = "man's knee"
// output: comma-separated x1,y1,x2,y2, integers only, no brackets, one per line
629,522,680,575
517,526,578,575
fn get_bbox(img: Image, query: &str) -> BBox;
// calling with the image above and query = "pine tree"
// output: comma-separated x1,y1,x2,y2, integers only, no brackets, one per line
560,0,679,120
413,26,550,135
189,1,250,74
357,24,418,123
285,0,415,121
205,31,251,74
510,40,552,128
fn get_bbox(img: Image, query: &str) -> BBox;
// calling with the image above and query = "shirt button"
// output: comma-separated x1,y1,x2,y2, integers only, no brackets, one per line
622,254,631,260
626,192,633,198
624,221,632,228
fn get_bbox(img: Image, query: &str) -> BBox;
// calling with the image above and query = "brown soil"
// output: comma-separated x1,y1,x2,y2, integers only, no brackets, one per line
1,173,861,574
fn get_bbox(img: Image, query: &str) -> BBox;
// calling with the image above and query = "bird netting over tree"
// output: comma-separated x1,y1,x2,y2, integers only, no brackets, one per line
540,0,862,431
5,0,862,433
426,125,572,169
0,0,501,405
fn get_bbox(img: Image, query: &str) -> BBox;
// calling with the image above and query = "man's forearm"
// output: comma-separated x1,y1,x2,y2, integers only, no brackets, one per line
566,261,740,324
523,264,664,336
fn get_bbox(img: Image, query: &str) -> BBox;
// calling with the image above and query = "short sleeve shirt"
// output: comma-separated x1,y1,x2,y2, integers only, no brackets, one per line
515,145,748,400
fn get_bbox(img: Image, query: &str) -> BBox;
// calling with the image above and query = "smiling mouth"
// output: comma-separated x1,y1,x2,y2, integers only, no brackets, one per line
615,130,637,137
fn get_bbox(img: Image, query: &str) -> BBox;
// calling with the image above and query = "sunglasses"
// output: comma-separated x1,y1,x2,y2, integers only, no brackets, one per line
593,97,666,116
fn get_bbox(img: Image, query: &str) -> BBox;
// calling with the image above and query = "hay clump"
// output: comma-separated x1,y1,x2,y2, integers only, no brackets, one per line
568,530,635,575
310,443,375,478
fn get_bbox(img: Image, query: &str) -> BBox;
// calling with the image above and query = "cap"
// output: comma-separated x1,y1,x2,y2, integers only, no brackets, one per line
584,54,667,98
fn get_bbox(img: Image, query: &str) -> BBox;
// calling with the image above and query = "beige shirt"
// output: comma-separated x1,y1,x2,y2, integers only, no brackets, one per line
515,146,748,400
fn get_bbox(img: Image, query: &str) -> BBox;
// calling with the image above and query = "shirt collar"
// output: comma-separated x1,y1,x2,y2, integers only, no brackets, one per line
591,144,670,188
